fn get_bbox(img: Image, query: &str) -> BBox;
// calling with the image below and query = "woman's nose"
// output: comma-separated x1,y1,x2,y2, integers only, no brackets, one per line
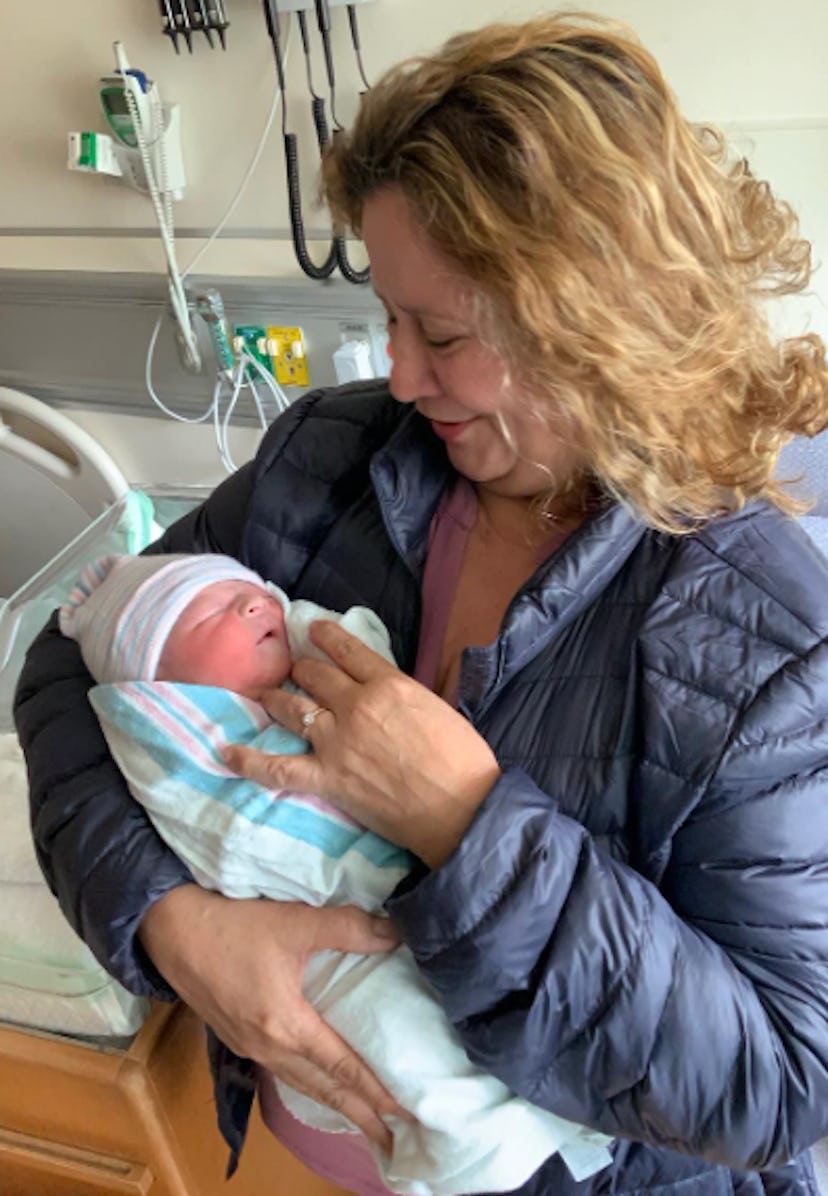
388,333,440,406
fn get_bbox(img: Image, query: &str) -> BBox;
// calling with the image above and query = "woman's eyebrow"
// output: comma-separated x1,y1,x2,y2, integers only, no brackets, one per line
374,289,459,322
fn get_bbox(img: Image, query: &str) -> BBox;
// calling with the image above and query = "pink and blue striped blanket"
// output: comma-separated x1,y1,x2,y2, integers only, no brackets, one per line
89,680,411,912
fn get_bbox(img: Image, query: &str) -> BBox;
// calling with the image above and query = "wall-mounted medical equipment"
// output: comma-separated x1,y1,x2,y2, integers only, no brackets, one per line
196,288,236,375
95,60,187,198
263,0,373,283
158,0,230,52
68,47,186,198
148,0,375,286
267,326,309,385
68,43,199,374
61,4,380,471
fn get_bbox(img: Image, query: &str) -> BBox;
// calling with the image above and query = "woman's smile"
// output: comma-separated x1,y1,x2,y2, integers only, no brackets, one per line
427,417,476,442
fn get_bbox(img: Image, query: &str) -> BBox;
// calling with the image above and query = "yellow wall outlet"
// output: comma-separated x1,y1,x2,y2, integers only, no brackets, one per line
266,326,309,386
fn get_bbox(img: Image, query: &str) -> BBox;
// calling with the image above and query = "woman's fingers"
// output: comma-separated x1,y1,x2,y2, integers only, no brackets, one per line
257,622,407,738
140,894,408,1148
308,620,397,682
224,743,326,792
269,1014,401,1149
258,668,344,736
305,903,400,953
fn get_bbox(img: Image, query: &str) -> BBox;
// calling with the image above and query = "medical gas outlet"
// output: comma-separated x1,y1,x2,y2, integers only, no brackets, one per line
266,328,309,386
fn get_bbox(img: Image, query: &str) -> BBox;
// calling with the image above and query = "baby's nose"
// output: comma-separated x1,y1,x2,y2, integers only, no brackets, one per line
241,592,266,616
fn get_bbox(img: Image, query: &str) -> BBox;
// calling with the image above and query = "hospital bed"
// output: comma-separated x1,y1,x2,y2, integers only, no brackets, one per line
0,389,350,1195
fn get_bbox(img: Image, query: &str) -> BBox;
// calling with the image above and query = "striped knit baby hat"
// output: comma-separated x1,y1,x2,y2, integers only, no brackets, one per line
59,553,269,683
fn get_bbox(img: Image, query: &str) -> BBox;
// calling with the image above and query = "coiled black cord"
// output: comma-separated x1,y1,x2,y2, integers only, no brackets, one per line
310,69,369,284
284,132,338,279
263,0,338,280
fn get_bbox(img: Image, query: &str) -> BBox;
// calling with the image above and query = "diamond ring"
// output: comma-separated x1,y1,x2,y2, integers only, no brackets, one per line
301,706,329,736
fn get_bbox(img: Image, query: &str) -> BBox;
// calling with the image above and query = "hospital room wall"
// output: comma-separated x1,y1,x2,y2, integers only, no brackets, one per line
1,0,827,486
2,0,826,277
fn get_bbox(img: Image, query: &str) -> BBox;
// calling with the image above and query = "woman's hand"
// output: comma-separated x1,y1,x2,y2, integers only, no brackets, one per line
139,884,404,1149
224,620,502,868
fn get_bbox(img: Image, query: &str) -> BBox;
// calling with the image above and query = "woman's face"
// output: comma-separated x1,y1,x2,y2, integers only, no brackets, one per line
361,186,581,502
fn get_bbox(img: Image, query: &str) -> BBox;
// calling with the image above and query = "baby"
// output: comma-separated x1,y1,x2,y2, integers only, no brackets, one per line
60,553,611,1196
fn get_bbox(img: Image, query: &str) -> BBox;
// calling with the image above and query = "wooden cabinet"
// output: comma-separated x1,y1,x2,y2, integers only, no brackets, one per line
0,1003,352,1196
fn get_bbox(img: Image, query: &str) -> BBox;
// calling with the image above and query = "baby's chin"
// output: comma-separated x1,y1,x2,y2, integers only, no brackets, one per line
231,664,291,702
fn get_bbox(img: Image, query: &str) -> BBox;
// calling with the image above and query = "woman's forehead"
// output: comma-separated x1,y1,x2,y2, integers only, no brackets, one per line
364,188,471,316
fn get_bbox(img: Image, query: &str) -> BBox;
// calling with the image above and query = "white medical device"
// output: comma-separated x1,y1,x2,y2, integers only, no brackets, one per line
100,66,158,149
68,43,199,373
69,46,186,201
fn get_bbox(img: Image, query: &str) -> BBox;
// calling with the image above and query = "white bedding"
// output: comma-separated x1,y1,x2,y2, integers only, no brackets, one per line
0,732,41,883
0,733,148,1038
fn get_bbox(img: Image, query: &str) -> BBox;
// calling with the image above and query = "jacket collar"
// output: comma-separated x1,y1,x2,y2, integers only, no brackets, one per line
461,504,649,719
370,408,452,576
370,409,650,718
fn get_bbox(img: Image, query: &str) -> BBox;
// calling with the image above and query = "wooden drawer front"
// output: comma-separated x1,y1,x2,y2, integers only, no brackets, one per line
0,1126,153,1195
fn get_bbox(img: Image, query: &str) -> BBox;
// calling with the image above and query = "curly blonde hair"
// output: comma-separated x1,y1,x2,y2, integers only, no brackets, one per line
322,13,828,532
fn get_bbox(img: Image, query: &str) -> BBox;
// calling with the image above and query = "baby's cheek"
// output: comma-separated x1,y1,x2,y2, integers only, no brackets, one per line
156,628,209,684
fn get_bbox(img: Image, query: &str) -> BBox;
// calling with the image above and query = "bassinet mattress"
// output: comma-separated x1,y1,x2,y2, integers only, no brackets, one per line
0,733,149,1039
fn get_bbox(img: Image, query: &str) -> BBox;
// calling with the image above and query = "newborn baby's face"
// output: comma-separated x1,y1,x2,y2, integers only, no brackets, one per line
156,581,292,700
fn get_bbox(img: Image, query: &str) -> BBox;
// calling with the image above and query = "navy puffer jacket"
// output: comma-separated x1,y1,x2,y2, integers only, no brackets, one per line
15,383,828,1195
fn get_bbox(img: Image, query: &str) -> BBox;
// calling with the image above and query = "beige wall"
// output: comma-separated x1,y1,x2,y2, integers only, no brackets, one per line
2,0,826,485
1,0,827,277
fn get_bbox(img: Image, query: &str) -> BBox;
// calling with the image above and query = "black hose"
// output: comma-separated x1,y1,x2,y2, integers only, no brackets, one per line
311,95,330,151
311,99,368,282
335,236,370,284
285,133,338,280
263,0,366,283
347,3,371,91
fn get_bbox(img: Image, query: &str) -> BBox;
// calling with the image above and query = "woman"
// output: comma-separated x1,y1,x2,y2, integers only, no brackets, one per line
16,13,828,1196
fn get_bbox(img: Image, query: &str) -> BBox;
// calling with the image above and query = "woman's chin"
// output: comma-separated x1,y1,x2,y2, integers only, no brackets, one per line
446,438,512,483
447,448,541,499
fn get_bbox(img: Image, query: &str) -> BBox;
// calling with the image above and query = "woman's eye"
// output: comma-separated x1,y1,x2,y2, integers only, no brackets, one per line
425,335,461,349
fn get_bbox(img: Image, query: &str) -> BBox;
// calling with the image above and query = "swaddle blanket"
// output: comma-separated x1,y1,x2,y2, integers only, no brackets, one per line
89,601,612,1195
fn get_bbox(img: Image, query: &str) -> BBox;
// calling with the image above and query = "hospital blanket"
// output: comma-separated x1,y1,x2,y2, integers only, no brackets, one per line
0,733,42,884
89,610,612,1193
0,733,150,1037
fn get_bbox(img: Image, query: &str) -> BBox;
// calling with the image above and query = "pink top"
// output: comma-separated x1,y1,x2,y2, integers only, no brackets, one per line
258,479,571,1194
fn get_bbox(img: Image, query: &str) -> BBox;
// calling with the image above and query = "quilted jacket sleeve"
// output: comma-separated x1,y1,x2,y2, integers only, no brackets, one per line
387,639,828,1170
13,462,256,998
